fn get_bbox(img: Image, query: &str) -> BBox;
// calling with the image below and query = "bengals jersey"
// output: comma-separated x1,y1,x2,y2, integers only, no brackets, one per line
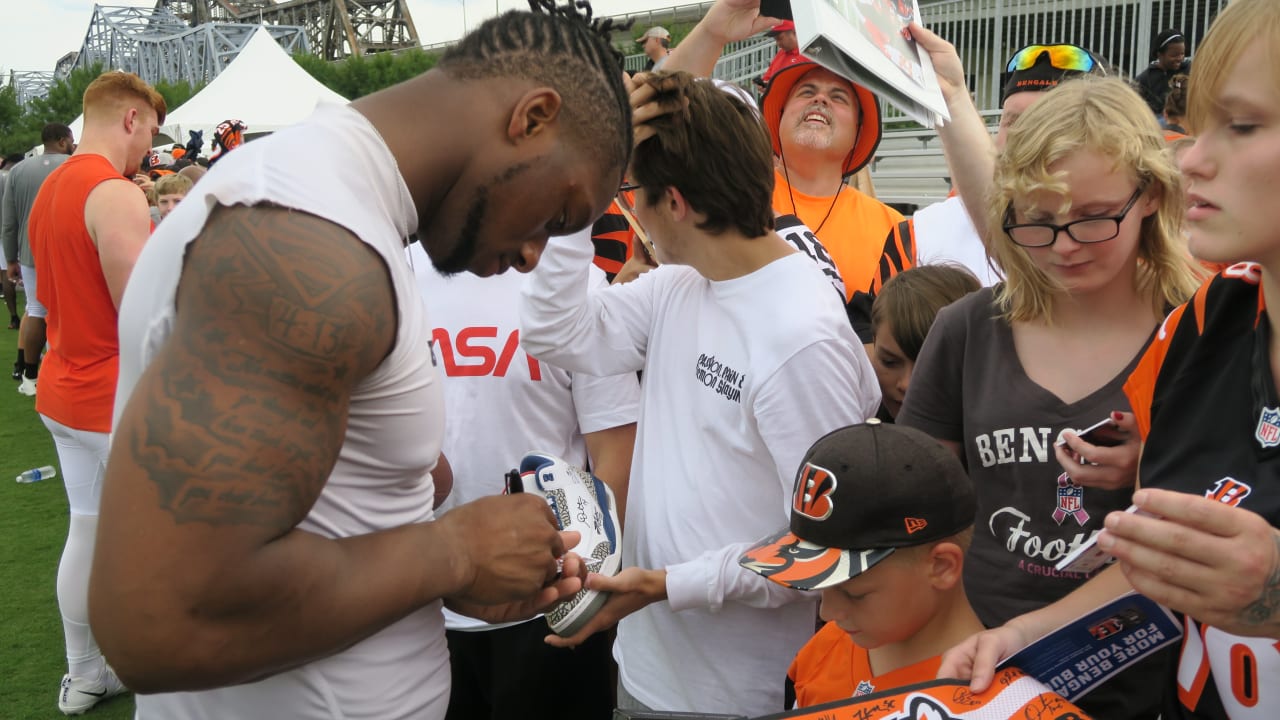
786,622,941,709
766,666,1091,720
847,219,916,343
590,200,634,283
1124,263,1280,720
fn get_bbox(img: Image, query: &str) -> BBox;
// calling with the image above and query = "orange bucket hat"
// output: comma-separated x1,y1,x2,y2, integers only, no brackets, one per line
760,61,881,177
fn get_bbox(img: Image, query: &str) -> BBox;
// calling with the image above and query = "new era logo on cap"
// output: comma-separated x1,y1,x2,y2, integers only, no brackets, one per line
905,517,928,534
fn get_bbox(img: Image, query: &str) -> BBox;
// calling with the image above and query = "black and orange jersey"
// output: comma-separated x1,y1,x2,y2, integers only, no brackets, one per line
767,666,1091,720
1124,262,1280,720
847,219,916,343
591,200,635,283
786,622,941,709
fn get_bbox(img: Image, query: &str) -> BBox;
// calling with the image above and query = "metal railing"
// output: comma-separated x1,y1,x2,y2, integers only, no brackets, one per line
622,0,1227,120
661,0,1228,206
926,0,1227,119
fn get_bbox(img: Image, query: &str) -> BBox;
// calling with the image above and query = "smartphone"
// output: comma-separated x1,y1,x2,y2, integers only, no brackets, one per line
1056,417,1127,448
758,0,792,21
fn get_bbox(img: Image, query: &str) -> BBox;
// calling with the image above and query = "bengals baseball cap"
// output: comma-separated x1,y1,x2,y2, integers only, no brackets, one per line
1001,44,1100,106
761,61,880,177
739,420,975,591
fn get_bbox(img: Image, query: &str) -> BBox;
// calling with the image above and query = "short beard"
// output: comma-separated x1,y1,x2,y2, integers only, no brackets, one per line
431,184,487,276
790,125,836,151
429,160,533,276
789,103,837,151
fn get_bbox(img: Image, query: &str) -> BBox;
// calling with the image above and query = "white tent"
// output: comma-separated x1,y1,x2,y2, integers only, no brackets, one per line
160,26,348,148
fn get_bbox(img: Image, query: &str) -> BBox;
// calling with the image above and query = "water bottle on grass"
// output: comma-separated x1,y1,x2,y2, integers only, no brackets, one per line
16,465,57,483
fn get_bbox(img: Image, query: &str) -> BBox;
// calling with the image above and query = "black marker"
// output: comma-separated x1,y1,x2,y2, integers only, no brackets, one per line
504,468,523,494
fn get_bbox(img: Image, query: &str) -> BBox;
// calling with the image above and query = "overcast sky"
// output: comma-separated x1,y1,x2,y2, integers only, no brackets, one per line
0,0,681,77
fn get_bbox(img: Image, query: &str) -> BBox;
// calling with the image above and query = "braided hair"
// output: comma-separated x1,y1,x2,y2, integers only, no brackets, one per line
440,0,632,169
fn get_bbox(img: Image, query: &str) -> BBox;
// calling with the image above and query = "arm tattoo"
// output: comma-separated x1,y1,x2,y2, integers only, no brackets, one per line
128,205,394,529
1240,532,1280,627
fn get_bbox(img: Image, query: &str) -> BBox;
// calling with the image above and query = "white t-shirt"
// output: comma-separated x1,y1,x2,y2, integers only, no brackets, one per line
409,243,640,631
912,195,1002,287
115,103,449,720
520,230,880,716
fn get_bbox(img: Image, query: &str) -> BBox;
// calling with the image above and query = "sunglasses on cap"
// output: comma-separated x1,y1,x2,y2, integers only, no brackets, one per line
1006,44,1096,74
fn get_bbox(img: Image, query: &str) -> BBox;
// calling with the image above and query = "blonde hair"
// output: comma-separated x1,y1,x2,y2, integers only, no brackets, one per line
154,173,193,197
986,76,1203,322
82,71,167,126
1187,0,1280,135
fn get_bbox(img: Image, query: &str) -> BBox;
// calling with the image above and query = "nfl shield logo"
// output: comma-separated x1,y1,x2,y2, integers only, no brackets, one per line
1059,489,1081,512
1053,473,1089,526
1256,407,1280,448
853,680,876,697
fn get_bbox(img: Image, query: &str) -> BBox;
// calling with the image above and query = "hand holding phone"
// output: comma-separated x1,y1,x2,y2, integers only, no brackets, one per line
1056,416,1128,449
1054,412,1140,491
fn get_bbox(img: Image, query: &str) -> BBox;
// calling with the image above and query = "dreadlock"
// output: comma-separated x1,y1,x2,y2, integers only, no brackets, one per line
439,0,633,170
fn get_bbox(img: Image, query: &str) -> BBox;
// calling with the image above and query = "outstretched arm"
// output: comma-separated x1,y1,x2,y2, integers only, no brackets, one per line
909,23,997,242
92,205,577,692
1103,488,1280,639
662,0,779,77
938,564,1133,689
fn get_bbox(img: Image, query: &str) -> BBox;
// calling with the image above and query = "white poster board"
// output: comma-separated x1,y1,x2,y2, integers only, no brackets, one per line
791,0,949,127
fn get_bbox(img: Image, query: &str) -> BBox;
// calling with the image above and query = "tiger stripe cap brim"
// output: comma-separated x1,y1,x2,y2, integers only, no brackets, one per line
739,420,975,591
739,530,896,590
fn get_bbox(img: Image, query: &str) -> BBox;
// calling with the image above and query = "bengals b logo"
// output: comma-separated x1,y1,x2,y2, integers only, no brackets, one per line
793,462,837,521
1206,477,1251,507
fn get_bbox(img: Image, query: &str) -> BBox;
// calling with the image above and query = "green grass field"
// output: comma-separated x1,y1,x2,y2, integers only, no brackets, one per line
0,292,134,718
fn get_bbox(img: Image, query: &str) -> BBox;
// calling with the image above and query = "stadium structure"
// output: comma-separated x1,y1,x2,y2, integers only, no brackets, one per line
10,0,418,102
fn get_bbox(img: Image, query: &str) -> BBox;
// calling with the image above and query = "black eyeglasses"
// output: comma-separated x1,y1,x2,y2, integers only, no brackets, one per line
1002,187,1146,248
619,182,641,193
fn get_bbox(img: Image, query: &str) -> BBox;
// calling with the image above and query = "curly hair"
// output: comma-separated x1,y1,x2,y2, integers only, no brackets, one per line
985,76,1204,322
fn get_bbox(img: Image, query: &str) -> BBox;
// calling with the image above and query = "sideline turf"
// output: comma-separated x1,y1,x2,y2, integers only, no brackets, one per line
0,290,134,718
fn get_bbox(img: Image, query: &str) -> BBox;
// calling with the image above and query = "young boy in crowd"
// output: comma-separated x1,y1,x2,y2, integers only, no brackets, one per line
868,265,979,420
740,420,983,708
153,173,192,221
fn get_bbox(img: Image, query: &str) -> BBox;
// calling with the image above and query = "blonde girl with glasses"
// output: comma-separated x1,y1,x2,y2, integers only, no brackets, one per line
896,29,1203,719
935,1,1280,717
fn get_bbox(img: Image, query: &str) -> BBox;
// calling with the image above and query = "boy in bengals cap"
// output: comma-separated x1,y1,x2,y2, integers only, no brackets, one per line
740,419,983,709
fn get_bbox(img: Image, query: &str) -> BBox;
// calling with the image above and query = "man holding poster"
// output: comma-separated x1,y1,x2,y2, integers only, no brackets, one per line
761,61,912,343
668,0,916,343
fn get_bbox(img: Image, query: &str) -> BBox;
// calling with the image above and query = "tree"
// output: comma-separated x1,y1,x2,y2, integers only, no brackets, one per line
293,48,437,100
0,64,200,156
0,85,35,157
154,78,205,114
24,63,106,129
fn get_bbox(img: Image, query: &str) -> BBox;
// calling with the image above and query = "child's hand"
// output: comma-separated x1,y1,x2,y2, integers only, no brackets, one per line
937,623,1030,691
